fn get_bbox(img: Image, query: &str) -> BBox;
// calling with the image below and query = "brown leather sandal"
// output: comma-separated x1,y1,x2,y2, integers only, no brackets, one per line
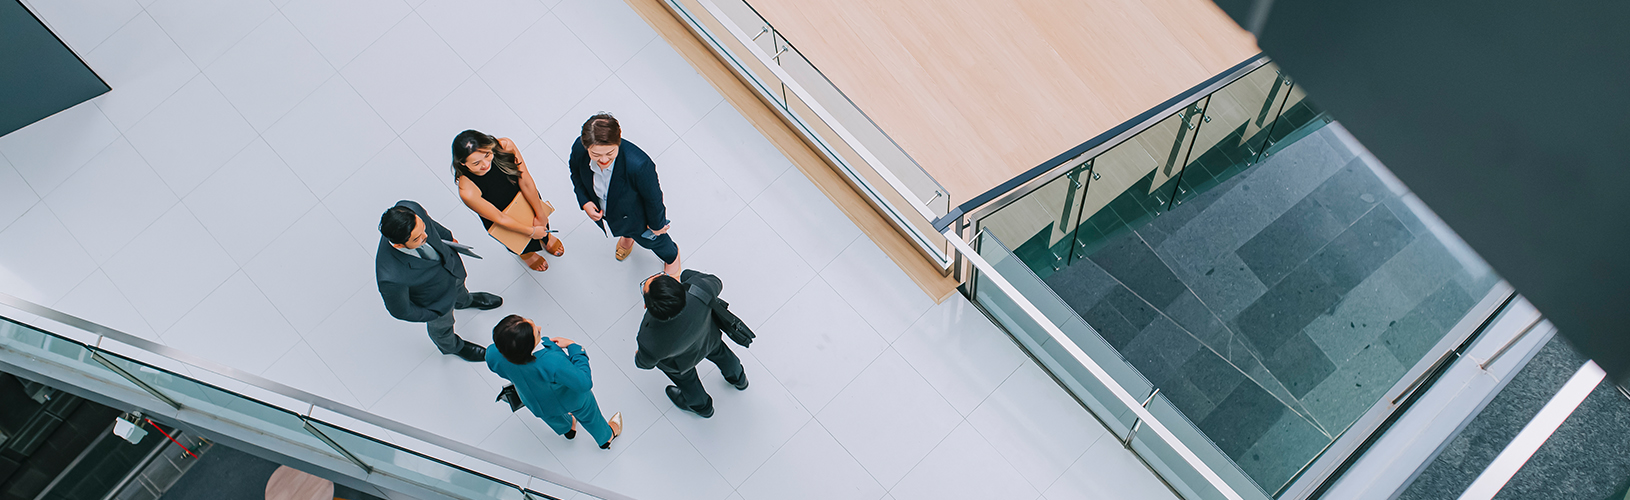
546,235,565,257
520,252,548,272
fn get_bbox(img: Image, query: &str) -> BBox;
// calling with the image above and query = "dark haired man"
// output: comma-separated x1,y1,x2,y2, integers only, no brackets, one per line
376,200,502,361
634,270,746,418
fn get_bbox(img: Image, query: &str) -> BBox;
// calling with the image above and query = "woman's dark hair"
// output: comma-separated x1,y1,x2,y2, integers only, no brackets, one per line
379,206,418,245
644,275,686,320
580,113,621,148
492,315,537,365
450,129,520,184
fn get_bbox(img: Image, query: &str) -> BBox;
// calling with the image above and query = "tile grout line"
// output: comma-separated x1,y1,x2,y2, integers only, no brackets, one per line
805,371,901,494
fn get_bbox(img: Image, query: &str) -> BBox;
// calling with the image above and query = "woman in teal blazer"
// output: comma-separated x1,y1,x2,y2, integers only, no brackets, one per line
487,314,623,448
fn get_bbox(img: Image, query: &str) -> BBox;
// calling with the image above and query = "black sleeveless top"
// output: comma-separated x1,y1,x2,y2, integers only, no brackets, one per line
467,170,520,231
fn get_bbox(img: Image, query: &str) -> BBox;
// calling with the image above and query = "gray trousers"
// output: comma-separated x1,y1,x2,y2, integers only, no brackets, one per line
425,281,474,354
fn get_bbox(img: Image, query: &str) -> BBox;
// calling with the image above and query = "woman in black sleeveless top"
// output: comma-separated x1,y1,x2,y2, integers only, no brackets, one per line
452,130,563,271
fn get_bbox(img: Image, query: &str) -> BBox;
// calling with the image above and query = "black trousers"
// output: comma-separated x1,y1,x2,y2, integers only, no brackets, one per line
664,342,744,410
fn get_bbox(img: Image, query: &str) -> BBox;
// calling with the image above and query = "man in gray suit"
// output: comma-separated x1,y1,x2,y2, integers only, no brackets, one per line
376,200,502,362
634,270,747,418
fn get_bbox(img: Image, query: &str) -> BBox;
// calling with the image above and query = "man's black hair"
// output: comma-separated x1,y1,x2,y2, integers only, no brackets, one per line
379,206,418,245
644,275,686,320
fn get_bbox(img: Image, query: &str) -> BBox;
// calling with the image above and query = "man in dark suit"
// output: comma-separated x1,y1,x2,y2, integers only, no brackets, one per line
376,200,502,362
634,270,747,418
568,113,680,275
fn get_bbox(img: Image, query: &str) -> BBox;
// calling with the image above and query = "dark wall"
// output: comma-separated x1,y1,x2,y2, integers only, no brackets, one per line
1213,0,1630,384
0,0,109,137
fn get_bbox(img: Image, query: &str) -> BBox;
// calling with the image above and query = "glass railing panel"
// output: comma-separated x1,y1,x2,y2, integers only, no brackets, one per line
674,0,787,109
88,349,332,451
1138,99,1207,199
781,84,952,259
304,418,528,500
0,318,145,396
968,59,1510,496
669,0,953,266
1174,64,1287,207
776,43,950,216
974,231,1151,434
1069,106,1199,260
977,173,1081,280
0,315,589,500
1262,83,1321,156
1130,394,1271,500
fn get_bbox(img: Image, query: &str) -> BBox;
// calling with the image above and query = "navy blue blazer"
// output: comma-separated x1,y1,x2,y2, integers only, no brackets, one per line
568,140,668,239
375,200,468,323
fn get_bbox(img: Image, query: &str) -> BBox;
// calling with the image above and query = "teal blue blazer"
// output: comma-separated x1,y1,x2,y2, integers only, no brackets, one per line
485,341,594,419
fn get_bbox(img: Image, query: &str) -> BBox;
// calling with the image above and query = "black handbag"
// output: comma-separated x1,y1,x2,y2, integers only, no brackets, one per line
710,297,755,347
496,385,524,412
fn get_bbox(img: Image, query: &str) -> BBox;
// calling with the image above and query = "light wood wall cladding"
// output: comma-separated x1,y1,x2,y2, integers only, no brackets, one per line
743,0,1259,206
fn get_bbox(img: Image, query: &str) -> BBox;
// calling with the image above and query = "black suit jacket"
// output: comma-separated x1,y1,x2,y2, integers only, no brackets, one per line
568,139,668,238
375,200,467,323
635,270,723,375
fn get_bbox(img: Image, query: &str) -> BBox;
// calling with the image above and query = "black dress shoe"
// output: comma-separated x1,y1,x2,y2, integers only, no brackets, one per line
727,372,748,391
462,292,502,310
666,386,714,418
455,342,486,362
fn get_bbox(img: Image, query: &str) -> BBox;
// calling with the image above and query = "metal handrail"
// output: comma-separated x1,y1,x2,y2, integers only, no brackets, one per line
1478,315,1546,370
668,0,953,267
0,291,630,500
954,56,1270,229
944,231,1246,500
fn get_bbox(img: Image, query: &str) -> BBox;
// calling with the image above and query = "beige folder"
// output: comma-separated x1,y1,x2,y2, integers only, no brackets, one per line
487,193,554,254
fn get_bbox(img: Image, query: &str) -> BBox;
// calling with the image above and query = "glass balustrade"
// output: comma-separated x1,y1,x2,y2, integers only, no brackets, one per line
971,231,1268,499
963,60,1503,497
663,0,955,266
0,315,596,500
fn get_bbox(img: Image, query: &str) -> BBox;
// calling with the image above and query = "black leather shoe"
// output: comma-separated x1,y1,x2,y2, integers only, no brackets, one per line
728,373,748,391
455,342,486,362
463,292,502,310
666,386,714,418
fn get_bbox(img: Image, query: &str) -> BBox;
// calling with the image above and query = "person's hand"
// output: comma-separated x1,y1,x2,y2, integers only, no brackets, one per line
551,337,577,349
533,214,549,228
650,224,670,236
583,202,602,222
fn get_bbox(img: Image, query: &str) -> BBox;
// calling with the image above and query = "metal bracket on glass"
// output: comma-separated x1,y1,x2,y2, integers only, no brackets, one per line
91,351,183,410
1121,388,1162,448
301,418,373,475
751,26,769,41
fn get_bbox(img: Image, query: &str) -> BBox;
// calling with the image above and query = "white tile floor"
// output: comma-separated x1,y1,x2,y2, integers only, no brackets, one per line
3,0,1177,498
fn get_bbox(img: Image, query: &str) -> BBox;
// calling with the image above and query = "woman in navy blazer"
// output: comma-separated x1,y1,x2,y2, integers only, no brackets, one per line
568,113,680,275
487,314,623,449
